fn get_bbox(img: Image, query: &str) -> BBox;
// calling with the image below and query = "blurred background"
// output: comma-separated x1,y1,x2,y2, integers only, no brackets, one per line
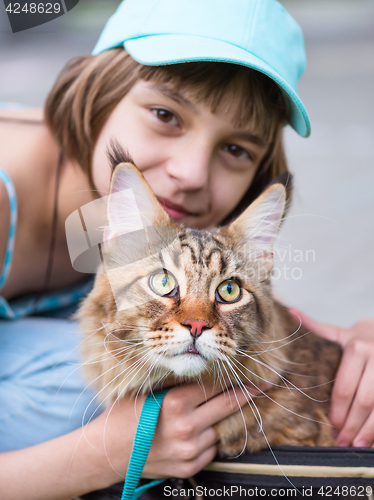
0,0,373,327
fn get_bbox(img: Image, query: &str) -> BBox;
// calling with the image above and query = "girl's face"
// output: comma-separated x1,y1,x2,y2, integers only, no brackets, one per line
92,80,267,229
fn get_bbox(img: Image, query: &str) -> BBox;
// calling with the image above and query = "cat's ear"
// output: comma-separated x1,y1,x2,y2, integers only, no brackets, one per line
104,162,171,243
228,183,286,273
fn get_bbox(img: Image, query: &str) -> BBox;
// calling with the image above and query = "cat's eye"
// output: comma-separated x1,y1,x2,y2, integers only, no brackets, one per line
150,271,177,296
216,279,241,303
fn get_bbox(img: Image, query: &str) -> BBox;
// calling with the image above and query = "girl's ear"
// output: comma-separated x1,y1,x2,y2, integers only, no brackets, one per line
228,183,286,273
105,162,171,243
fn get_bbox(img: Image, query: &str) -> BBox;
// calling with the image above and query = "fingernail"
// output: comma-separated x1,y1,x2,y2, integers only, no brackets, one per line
354,440,368,448
338,442,349,447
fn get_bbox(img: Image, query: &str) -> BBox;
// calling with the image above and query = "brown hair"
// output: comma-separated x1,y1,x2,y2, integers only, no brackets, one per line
44,48,288,222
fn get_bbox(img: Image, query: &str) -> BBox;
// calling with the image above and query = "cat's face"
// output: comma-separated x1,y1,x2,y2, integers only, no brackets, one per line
108,227,268,378
85,163,286,388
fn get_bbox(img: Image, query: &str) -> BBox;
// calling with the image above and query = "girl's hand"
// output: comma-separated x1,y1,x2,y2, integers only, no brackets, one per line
144,383,262,478
1,384,260,500
289,308,374,448
104,383,263,480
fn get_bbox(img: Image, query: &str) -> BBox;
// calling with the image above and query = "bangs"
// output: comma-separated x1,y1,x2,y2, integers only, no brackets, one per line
138,62,288,143
45,48,288,196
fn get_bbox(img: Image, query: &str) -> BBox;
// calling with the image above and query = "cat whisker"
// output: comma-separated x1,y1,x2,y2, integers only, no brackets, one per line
218,359,249,458
267,351,307,366
77,324,107,336
233,356,288,391
107,324,151,338
66,349,152,477
238,329,311,356
237,348,328,403
100,397,131,479
114,351,157,401
93,351,157,451
103,336,143,359
153,365,173,390
115,319,152,330
258,353,312,379
107,352,162,426
53,324,113,400
236,319,302,347
222,356,264,431
82,339,143,346
57,342,143,409
79,348,151,426
79,343,147,367
80,347,145,367
197,374,207,402
133,354,166,417
111,327,151,334
140,355,172,416
230,357,332,425
214,359,231,400
222,361,310,493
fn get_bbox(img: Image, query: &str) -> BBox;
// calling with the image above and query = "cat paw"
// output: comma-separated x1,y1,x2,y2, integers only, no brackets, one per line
214,412,247,457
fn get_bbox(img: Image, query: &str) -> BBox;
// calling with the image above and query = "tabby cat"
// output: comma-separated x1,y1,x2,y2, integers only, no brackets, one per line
78,160,341,456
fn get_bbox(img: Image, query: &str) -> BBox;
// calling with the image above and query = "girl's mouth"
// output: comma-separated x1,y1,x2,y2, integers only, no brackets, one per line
158,197,197,221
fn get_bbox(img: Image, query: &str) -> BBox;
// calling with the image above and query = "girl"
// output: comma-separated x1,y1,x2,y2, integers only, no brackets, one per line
1,0,373,498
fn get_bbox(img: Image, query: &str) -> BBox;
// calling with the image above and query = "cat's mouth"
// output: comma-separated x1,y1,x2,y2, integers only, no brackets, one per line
154,342,209,376
179,343,207,359
185,345,200,355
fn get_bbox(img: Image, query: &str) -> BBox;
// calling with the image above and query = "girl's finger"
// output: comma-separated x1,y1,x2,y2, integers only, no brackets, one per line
336,360,374,446
144,444,218,480
185,445,218,478
164,381,267,414
353,409,374,448
193,384,266,429
329,345,366,431
289,308,346,345
195,427,219,455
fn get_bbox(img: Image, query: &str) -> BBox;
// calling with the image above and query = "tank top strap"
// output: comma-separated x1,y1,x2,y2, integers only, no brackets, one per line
0,168,18,291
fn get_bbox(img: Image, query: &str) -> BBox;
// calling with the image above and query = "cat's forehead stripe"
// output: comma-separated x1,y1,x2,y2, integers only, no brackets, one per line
180,243,198,264
205,248,221,267
178,230,229,273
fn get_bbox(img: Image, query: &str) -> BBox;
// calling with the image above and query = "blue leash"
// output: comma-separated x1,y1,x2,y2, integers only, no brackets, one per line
121,390,168,500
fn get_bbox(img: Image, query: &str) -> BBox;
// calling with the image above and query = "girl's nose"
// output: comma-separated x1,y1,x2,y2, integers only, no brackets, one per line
165,144,212,191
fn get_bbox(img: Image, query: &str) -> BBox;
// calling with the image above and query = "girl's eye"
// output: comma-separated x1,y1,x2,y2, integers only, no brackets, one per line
223,144,252,160
216,279,241,303
150,271,177,296
152,108,178,125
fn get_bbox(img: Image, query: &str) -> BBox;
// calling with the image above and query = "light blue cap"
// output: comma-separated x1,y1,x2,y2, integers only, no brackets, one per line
93,0,311,137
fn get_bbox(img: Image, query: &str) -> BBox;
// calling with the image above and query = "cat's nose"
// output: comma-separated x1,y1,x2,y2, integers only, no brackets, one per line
183,319,211,338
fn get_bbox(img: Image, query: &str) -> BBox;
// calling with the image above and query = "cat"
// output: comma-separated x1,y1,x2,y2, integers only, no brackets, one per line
77,158,341,457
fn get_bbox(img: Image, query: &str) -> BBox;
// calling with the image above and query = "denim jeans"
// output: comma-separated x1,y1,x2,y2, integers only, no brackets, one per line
0,316,102,451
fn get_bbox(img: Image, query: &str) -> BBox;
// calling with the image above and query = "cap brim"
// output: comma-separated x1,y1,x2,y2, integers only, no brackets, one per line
124,34,310,138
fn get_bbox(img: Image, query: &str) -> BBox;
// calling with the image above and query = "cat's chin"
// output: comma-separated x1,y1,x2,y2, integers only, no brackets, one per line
161,352,208,377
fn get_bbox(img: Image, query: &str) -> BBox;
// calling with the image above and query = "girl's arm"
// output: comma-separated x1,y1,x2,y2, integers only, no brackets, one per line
289,309,374,448
0,411,123,500
0,384,252,500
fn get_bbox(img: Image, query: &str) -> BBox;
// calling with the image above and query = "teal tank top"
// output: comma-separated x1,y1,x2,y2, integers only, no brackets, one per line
0,168,92,320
